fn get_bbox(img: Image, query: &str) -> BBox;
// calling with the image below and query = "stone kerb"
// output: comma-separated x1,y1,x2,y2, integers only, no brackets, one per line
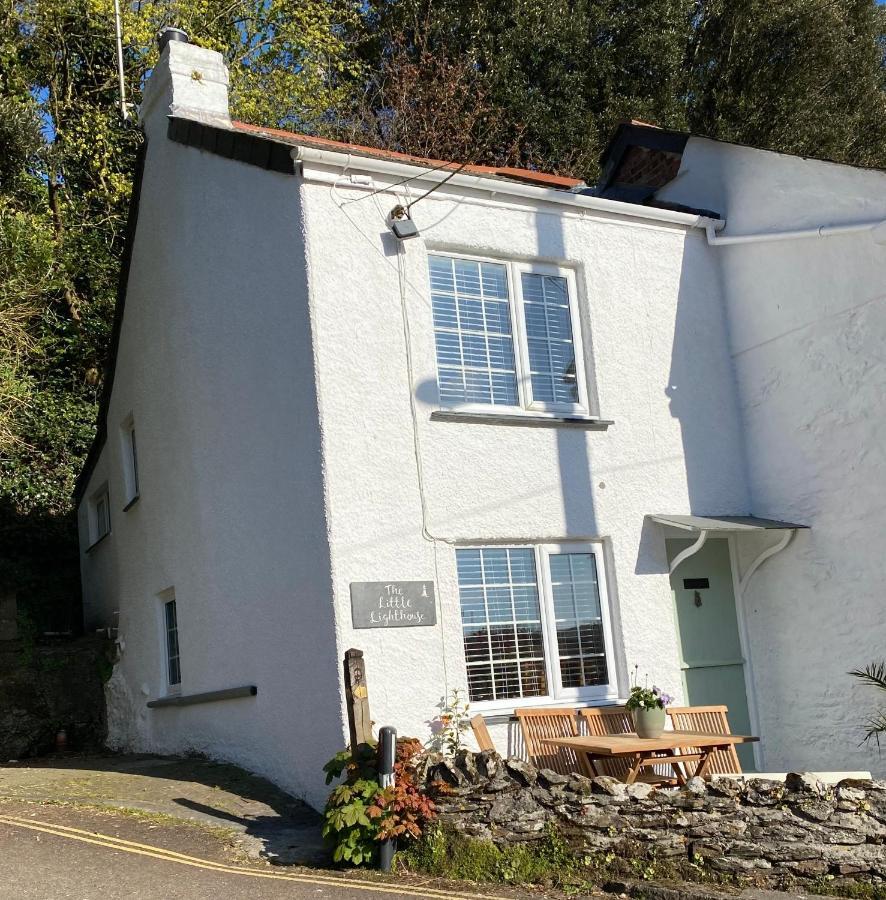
423,751,886,886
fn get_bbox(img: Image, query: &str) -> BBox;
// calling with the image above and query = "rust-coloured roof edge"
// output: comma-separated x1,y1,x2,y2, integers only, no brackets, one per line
231,121,584,190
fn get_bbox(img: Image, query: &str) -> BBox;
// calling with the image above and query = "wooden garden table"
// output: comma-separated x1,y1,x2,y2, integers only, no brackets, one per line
540,730,759,784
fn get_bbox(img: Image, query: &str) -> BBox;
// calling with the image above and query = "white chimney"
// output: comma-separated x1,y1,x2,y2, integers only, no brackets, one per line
140,29,231,138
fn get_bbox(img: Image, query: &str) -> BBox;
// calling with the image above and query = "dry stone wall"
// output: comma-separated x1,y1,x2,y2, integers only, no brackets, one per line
425,751,886,888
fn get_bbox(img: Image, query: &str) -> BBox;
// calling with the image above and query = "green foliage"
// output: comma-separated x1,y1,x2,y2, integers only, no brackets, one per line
322,738,436,867
323,744,383,866
401,822,582,886
849,662,886,747
346,0,886,180
0,97,44,190
0,0,364,511
685,0,886,170
626,668,674,711
0,0,364,625
809,876,886,900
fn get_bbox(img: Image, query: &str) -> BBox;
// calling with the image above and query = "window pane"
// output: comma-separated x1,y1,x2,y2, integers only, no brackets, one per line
438,368,466,405
431,293,458,329
520,272,579,405
94,492,110,539
429,255,455,292
459,588,486,625
130,429,140,495
165,599,181,686
467,664,494,702
456,549,483,585
464,625,490,662
456,548,547,702
434,332,462,366
430,256,518,407
547,552,608,689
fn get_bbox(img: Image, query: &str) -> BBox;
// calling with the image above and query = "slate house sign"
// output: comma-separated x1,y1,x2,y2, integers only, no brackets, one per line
350,581,437,629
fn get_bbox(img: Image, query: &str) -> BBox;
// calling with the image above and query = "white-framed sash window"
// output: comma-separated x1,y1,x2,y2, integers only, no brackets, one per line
455,542,618,710
120,414,140,506
88,485,111,545
164,598,181,689
428,253,590,417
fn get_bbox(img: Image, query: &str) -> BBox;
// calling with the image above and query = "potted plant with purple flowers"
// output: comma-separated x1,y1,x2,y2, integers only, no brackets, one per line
625,669,674,738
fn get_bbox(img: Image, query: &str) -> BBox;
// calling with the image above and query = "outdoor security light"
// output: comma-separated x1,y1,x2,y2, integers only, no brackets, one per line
388,205,419,240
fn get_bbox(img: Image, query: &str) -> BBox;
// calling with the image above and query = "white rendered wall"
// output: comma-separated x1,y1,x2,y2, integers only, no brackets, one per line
77,114,345,808
659,139,886,776
301,170,748,752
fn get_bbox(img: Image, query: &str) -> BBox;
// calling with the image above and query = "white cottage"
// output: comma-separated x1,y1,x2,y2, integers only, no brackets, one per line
76,35,886,809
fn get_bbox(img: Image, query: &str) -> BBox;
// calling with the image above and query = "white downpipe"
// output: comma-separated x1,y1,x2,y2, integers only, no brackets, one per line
706,219,886,246
291,146,724,231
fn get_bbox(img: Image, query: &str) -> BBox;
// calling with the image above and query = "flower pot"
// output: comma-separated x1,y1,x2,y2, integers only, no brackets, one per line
633,706,666,739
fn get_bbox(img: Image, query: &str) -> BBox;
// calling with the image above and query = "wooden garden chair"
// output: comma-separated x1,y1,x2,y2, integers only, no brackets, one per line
579,707,679,785
667,705,742,775
514,708,585,775
470,714,496,752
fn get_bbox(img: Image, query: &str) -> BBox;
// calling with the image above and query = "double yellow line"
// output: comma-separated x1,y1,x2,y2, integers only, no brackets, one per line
0,813,498,900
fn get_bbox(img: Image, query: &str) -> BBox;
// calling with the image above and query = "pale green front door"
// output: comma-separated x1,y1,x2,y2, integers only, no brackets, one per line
667,537,755,771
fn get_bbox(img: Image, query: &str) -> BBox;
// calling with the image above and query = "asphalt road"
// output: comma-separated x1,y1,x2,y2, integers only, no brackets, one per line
0,804,513,900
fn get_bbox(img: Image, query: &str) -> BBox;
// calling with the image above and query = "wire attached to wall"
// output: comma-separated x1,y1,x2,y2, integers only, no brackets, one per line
339,158,465,207
330,163,456,691
394,236,453,691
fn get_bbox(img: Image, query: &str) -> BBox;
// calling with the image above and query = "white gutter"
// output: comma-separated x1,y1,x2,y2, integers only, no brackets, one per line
291,146,725,232
706,218,886,246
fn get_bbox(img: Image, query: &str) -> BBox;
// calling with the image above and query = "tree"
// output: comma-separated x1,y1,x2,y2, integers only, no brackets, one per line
0,0,363,515
0,98,44,453
686,0,886,169
348,0,693,179
344,0,886,180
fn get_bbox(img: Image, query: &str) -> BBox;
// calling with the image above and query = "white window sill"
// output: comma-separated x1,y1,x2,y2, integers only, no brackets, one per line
430,410,613,430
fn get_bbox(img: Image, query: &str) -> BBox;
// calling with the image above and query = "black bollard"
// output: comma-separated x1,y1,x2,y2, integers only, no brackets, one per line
377,725,397,872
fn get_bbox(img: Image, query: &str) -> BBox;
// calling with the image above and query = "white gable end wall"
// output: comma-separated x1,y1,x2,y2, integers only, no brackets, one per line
77,46,346,808
658,139,886,776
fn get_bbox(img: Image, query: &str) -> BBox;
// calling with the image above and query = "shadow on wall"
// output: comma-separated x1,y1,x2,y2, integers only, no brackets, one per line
666,231,747,520
533,213,599,540
533,205,624,698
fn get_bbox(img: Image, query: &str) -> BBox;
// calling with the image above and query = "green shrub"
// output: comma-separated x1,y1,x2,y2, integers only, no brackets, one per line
322,738,436,867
